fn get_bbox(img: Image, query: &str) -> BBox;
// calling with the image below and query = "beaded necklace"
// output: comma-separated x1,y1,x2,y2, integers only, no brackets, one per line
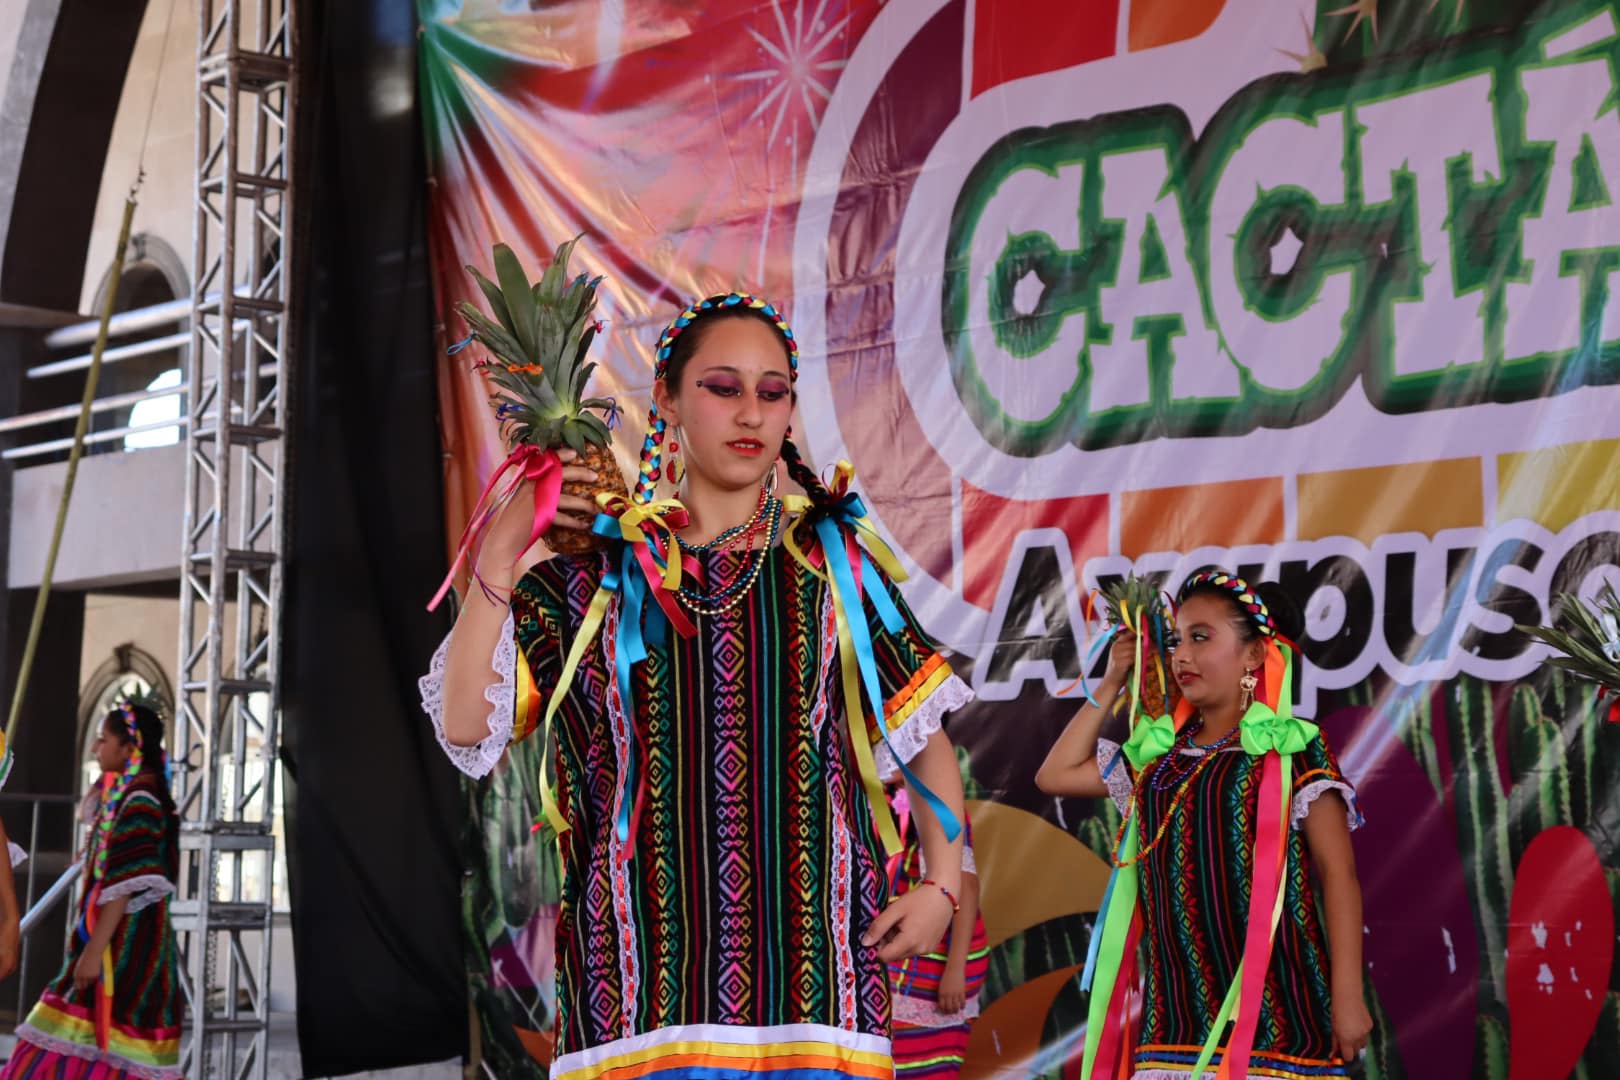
1111,720,1240,870
676,497,783,615
92,705,144,884
678,488,770,556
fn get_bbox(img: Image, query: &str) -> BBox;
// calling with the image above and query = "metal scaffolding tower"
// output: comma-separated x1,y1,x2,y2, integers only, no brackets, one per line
173,0,297,1075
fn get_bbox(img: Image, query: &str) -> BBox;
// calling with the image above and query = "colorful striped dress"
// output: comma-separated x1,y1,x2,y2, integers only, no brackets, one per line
1095,731,1362,1080
4,775,182,1079
886,818,988,1079
424,546,973,1080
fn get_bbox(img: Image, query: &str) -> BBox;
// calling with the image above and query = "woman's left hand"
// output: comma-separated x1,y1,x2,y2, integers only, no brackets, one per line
936,963,967,1015
72,948,102,993
861,884,955,963
1332,997,1373,1063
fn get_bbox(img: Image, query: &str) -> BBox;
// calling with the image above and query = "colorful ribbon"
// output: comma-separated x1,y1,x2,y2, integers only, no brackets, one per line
781,467,961,857
529,494,697,840
1120,713,1178,770
1081,637,1310,1080
428,445,564,612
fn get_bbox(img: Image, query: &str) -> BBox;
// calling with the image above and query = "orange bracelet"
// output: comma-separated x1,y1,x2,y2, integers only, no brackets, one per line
917,879,960,915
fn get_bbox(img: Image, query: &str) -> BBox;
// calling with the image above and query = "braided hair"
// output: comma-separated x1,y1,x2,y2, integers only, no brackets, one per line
102,702,180,883
1176,570,1304,644
639,294,838,534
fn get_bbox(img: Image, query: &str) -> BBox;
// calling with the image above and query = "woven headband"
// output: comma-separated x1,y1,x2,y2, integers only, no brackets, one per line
1177,570,1276,637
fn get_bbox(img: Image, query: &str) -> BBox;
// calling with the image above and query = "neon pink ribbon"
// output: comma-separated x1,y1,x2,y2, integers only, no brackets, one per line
1217,753,1288,1080
427,445,563,612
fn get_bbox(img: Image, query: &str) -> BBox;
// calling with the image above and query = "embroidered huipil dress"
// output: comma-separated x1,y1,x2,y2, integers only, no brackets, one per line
423,546,973,1080
1094,732,1363,1080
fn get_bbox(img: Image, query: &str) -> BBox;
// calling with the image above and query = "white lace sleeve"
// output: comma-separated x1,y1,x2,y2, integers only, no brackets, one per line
8,843,23,868
872,673,974,778
418,611,516,779
962,842,977,877
99,874,175,914
1094,739,1134,815
1292,780,1364,832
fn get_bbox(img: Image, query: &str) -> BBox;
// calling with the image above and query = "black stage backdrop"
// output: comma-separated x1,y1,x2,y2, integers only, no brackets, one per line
283,0,466,1071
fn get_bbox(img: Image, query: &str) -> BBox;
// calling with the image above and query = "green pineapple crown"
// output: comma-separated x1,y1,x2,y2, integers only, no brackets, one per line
1519,581,1620,695
456,236,617,454
1101,575,1172,629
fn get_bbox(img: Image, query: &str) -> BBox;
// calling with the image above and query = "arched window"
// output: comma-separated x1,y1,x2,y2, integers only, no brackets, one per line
76,644,173,799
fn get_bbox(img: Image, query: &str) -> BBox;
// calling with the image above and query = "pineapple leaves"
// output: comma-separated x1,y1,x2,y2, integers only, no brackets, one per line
1518,583,1620,693
466,234,612,454
571,361,597,402
561,419,587,454
578,413,611,445
465,265,512,334
455,302,527,362
492,244,542,362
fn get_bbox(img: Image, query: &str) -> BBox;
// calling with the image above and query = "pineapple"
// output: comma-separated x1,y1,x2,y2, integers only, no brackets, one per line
456,237,629,555
1099,575,1181,721
1519,582,1620,703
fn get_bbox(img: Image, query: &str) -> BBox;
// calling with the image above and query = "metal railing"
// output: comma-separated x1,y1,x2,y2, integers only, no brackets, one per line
0,793,83,1024
0,294,272,464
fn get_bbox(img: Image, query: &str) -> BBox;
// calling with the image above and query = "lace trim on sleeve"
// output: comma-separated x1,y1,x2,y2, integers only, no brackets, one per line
873,673,973,779
1291,779,1364,832
418,611,516,779
8,842,24,869
1094,739,1134,816
98,873,175,915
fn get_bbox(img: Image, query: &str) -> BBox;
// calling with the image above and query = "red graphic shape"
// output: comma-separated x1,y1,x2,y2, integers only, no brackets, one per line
971,0,1119,99
961,481,1108,611
1505,825,1614,1080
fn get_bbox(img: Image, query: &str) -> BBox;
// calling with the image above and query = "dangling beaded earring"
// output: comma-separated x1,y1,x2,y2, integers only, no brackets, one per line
1239,669,1258,710
668,430,685,486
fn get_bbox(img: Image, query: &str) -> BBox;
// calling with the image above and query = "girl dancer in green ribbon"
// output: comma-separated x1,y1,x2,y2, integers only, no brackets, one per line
1037,571,1370,1080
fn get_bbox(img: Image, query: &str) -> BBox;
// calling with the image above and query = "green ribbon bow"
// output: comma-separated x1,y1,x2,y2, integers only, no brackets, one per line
1238,702,1320,756
1121,714,1178,770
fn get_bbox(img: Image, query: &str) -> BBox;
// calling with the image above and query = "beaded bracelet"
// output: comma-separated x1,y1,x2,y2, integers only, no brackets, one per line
917,879,960,915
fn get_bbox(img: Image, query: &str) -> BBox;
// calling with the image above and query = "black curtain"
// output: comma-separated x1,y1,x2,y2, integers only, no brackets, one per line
283,0,467,1071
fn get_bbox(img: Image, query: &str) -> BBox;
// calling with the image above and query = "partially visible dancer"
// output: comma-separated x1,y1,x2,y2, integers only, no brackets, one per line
5,700,182,1079
886,786,987,1079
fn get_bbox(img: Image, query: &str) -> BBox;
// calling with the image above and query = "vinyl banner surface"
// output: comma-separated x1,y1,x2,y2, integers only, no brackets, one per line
420,2,1620,1075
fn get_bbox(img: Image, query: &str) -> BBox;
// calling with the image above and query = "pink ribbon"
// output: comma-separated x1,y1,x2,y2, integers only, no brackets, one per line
1091,912,1142,1077
427,445,563,612
1217,753,1288,1080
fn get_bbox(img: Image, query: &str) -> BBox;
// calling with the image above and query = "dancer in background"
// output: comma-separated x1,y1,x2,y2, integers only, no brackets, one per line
4,700,182,1079
1036,572,1369,1080
424,293,971,1079
886,785,987,1078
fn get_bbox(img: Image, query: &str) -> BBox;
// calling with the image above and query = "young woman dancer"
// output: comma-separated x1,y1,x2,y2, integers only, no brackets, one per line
425,294,971,1080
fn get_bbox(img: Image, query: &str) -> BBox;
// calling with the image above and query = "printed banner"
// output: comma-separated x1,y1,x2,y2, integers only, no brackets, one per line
421,1,1620,1076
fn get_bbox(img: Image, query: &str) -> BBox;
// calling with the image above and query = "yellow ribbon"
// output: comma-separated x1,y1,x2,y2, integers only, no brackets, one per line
779,465,919,857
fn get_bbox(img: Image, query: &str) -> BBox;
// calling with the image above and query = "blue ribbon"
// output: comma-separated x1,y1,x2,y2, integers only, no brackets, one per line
1075,624,1120,707
1081,862,1120,991
587,518,658,845
447,333,475,355
813,516,961,844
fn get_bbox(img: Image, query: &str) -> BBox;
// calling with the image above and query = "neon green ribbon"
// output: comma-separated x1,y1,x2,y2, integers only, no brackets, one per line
1121,713,1178,770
